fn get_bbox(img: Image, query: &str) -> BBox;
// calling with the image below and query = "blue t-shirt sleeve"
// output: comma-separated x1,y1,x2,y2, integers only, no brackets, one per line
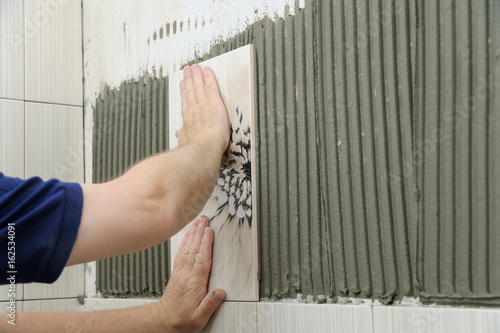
0,173,83,284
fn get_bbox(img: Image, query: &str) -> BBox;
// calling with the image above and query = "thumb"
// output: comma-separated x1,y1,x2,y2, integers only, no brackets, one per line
197,289,226,322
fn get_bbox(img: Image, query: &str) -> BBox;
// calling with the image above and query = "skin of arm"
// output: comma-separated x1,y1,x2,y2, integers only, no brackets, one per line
67,64,230,265
0,65,229,332
1,217,225,333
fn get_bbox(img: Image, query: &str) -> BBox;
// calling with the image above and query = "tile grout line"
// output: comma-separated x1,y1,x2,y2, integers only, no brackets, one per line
0,97,83,108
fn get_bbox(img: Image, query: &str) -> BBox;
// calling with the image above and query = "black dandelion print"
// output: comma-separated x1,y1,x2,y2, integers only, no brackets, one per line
211,107,252,227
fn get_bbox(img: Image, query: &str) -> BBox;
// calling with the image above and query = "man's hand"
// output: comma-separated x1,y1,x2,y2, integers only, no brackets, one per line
178,64,230,154
2,217,223,333
67,65,231,265
151,216,226,332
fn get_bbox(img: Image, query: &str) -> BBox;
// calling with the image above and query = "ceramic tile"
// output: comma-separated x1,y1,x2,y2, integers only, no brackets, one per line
23,102,84,299
169,45,258,301
202,301,257,333
0,0,24,100
0,285,22,303
256,303,373,333
23,264,84,300
25,0,83,105
373,305,500,333
24,102,83,182
22,298,82,312
0,300,23,314
82,298,157,312
0,99,24,178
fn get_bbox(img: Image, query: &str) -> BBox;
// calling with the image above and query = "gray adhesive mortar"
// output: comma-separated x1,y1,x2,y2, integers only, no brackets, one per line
94,0,500,305
94,75,170,297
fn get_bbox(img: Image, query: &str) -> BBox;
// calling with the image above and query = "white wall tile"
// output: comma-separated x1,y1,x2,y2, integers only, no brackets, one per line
203,301,257,333
0,300,23,314
0,0,24,100
22,298,82,312
82,298,157,312
25,0,82,105
25,102,83,182
0,99,24,178
23,264,84,300
373,305,500,333
23,102,84,299
0,281,23,303
257,303,373,333
0,100,25,301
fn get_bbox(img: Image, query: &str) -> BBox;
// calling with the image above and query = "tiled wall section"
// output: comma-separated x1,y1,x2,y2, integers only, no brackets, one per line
1,299,499,332
93,0,500,306
25,0,83,105
0,100,24,178
0,0,83,305
0,0,24,100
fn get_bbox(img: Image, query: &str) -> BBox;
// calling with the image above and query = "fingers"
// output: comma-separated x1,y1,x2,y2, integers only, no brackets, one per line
180,65,207,105
203,66,221,99
184,218,200,255
196,289,226,323
191,64,206,102
173,228,191,271
184,217,210,272
191,224,214,281
181,66,196,115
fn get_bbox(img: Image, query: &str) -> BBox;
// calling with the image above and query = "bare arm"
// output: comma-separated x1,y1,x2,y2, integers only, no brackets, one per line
66,65,229,265
1,218,225,333
3,304,161,333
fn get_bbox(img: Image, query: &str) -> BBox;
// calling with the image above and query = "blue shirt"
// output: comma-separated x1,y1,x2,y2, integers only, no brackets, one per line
0,173,83,284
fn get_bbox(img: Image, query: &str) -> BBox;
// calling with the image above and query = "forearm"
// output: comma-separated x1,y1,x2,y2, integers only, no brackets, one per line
67,64,229,265
119,136,224,233
67,139,223,265
1,303,166,333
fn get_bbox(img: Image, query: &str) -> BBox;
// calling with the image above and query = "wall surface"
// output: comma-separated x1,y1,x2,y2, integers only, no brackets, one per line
1,0,85,312
87,0,500,307
415,0,500,305
93,78,170,297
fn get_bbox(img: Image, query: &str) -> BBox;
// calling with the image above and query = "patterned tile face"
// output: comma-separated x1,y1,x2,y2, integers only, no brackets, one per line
25,0,83,105
169,45,258,301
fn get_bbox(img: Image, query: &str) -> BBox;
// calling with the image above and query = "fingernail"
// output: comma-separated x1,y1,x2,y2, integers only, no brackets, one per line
212,289,225,302
204,227,210,234
193,219,199,227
